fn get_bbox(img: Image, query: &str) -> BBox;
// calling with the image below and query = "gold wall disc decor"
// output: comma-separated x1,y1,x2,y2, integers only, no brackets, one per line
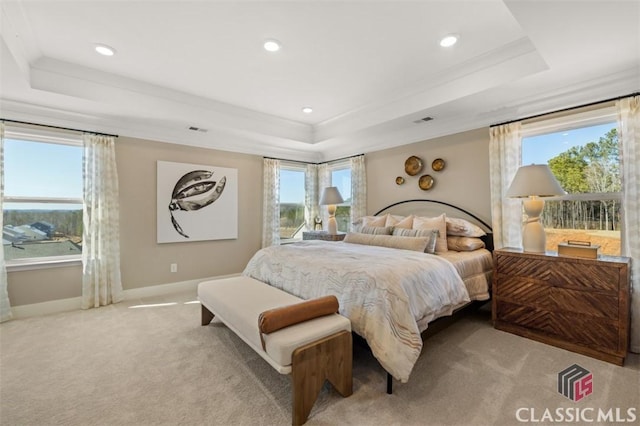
432,158,445,171
395,176,405,185
418,174,435,190
404,156,423,176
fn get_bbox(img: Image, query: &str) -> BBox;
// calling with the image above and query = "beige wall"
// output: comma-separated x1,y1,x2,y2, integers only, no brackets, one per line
366,127,491,223
7,136,263,306
7,127,491,307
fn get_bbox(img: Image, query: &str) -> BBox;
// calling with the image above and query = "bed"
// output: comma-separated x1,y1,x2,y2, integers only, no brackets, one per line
243,200,493,386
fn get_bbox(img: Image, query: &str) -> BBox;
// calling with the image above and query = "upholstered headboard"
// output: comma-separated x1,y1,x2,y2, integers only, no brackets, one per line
372,199,494,251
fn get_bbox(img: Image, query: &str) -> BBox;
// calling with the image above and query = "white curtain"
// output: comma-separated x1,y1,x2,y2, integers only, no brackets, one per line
82,134,123,309
489,123,523,249
350,155,367,230
317,163,331,229
616,95,640,353
304,163,319,230
262,158,280,248
0,123,12,322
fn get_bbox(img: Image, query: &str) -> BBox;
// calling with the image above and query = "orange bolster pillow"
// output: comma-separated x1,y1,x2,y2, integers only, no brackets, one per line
258,295,339,349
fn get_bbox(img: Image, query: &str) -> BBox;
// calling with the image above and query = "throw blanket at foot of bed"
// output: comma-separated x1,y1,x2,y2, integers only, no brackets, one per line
198,276,353,426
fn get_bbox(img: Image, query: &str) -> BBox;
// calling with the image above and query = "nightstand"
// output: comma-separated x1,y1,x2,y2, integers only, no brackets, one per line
302,231,346,241
492,248,630,365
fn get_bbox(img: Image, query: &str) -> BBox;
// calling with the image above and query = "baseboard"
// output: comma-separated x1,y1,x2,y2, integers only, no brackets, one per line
9,273,241,319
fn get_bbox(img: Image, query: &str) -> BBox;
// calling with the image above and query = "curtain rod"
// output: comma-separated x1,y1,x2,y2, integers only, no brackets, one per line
490,92,639,128
263,153,364,165
1,118,119,138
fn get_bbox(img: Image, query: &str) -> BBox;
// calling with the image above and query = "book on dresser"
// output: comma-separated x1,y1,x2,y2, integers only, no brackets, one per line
492,248,630,365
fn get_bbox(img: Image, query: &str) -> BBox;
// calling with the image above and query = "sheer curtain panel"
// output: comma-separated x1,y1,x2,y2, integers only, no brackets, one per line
616,95,640,353
489,123,523,249
262,158,280,248
0,123,12,322
350,155,367,230
304,163,319,231
82,134,123,309
317,163,331,228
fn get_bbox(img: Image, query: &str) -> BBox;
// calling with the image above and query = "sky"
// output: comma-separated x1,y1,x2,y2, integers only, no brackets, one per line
3,138,83,210
521,122,615,165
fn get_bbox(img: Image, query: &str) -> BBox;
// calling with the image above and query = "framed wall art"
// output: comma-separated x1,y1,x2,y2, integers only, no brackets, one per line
157,161,238,243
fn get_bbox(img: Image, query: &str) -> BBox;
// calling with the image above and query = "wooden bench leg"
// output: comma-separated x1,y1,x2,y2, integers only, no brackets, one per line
201,304,215,326
291,330,352,426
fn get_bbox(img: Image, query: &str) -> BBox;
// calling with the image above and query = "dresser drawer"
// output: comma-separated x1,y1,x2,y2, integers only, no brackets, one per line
495,301,620,351
495,252,619,292
495,277,620,319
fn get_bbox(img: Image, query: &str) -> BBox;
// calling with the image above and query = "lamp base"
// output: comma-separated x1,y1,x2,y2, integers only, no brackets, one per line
327,217,338,235
521,197,546,253
522,221,546,253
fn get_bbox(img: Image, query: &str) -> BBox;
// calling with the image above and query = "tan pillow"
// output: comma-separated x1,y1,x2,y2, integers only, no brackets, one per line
413,214,448,253
447,236,485,251
344,233,430,252
392,227,439,254
385,214,414,229
362,214,388,227
446,217,486,237
258,295,339,349
360,226,393,235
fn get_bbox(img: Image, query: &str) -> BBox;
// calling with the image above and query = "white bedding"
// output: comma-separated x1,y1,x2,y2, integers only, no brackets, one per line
242,240,472,382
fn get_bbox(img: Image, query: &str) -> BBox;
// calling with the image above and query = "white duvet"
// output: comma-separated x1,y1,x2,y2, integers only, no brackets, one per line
242,240,470,382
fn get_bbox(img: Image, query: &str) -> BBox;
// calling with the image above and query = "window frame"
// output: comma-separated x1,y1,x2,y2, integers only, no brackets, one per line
2,127,84,271
520,106,623,253
278,162,307,243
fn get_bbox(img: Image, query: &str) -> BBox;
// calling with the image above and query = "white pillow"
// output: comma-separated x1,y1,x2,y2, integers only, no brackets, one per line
413,214,448,253
385,214,414,229
362,215,388,227
445,217,486,237
447,236,485,251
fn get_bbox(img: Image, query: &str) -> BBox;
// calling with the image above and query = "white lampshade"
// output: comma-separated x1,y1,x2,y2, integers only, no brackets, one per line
506,164,565,198
507,164,565,253
319,187,344,205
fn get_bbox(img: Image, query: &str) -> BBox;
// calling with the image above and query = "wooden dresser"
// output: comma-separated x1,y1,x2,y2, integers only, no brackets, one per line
492,248,630,365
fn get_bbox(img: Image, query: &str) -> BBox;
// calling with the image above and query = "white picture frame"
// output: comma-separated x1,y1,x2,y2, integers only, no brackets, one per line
157,161,238,243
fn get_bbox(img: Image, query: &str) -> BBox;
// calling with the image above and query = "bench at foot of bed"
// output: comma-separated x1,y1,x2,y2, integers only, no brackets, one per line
198,276,353,426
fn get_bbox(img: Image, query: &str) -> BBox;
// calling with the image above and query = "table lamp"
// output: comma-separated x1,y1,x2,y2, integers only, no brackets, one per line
319,186,344,235
506,164,565,253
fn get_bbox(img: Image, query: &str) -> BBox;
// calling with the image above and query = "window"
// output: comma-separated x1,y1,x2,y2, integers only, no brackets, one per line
2,129,83,264
330,162,352,232
521,108,621,255
279,165,306,241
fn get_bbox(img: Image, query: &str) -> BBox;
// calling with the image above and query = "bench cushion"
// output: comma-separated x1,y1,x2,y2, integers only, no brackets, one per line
198,276,351,368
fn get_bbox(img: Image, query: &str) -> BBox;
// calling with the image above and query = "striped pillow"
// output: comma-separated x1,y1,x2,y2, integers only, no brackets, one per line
392,227,439,254
360,226,393,235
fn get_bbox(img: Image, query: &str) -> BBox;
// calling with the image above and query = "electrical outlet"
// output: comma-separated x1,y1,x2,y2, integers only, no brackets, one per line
170,263,178,273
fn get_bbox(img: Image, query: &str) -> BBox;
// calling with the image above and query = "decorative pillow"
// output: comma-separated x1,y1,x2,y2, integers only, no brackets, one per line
344,233,430,252
362,214,388,227
446,217,486,237
392,227,438,254
385,214,414,229
413,214,448,253
359,225,393,235
447,236,485,251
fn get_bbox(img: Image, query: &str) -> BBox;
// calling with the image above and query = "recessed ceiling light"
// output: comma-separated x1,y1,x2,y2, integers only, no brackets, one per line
439,34,458,48
95,44,116,56
302,107,313,114
263,39,281,52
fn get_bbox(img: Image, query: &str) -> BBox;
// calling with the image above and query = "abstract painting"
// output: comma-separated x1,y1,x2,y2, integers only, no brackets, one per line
157,161,238,243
